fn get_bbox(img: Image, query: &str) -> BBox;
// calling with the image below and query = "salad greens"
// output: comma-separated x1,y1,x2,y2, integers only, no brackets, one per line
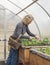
22,37,50,46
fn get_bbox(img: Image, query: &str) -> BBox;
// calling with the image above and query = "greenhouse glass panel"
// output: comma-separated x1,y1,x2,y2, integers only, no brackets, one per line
0,5,5,59
0,0,21,14
38,0,50,14
9,0,32,9
0,5,5,40
25,2,50,39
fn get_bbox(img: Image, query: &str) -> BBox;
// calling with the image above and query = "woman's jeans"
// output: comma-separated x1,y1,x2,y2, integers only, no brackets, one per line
6,48,19,65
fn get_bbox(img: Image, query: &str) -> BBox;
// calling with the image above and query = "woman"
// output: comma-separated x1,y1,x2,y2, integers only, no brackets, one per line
6,14,39,65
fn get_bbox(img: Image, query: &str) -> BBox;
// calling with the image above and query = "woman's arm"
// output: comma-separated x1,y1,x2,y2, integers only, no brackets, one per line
26,26,35,37
20,35,30,39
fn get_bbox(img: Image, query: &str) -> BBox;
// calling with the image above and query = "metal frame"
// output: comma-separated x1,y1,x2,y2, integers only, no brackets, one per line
16,0,38,15
36,2,50,18
4,9,6,59
7,0,38,20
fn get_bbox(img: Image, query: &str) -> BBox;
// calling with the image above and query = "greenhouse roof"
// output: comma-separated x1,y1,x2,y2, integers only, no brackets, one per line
0,0,50,38
0,0,50,17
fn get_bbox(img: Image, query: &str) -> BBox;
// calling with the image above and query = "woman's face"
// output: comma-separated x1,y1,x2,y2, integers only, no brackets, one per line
23,16,33,25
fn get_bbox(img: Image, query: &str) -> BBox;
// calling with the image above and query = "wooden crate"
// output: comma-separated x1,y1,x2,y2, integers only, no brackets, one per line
19,46,50,65
19,46,31,65
30,49,50,65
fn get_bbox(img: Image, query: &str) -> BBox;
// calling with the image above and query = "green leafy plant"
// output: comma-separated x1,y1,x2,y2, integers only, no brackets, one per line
32,38,37,45
42,37,49,44
22,37,50,46
45,47,50,54
36,40,43,45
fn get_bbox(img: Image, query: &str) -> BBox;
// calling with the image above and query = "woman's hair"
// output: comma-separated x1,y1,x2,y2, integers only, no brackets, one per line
22,14,34,24
25,14,34,20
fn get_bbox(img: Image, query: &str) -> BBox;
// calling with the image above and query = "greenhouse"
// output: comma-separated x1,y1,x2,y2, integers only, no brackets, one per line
0,0,50,65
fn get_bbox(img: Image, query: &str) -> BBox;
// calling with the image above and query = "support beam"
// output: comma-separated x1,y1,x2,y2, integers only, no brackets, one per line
15,0,38,15
34,19,41,39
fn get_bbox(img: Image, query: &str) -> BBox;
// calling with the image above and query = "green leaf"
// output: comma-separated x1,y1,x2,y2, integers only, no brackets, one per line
45,47,50,55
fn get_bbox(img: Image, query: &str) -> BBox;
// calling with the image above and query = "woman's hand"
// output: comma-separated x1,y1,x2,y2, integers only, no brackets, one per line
29,36,40,41
35,35,40,40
